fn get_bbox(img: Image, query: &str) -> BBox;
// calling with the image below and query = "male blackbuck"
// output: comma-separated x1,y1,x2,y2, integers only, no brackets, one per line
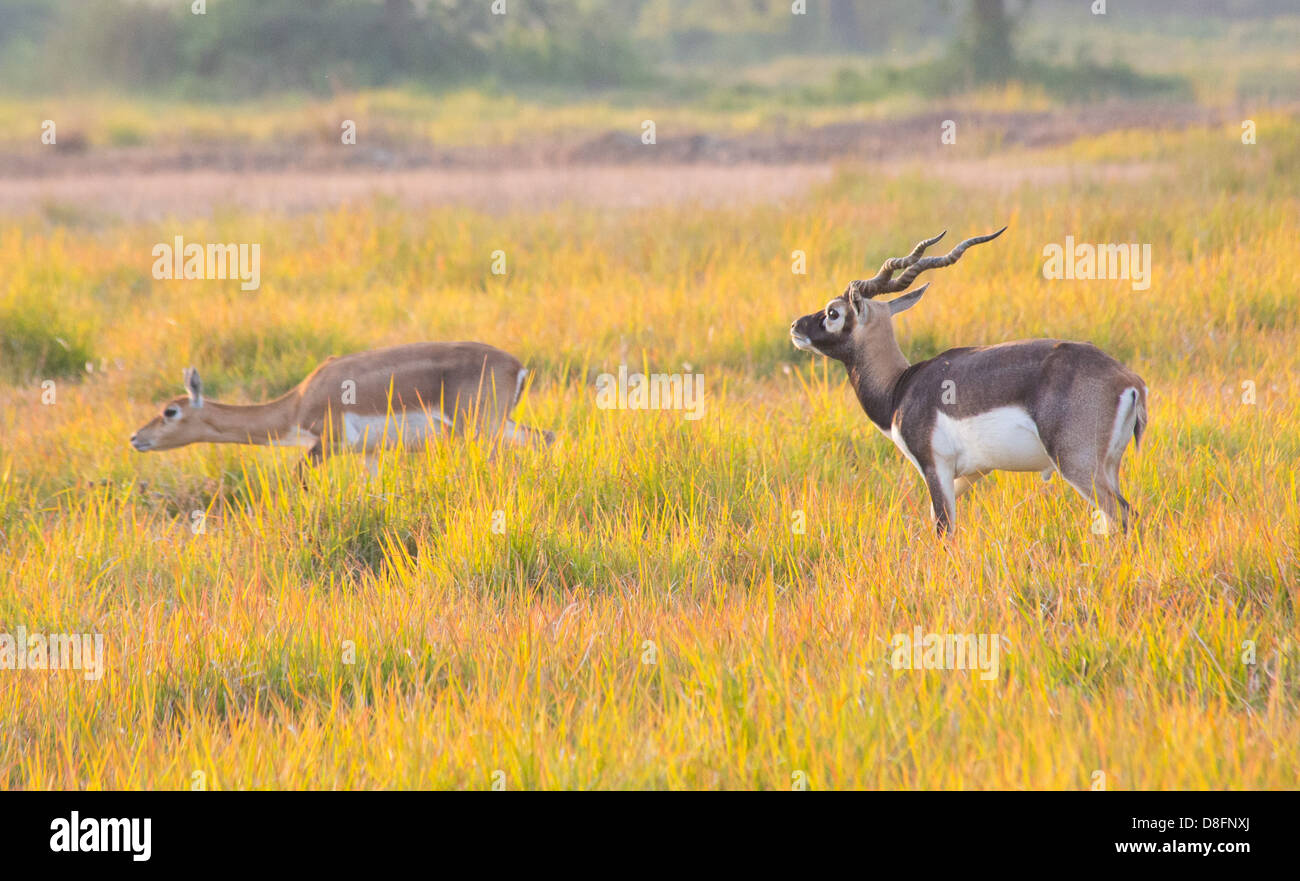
790,227,1147,535
130,342,553,473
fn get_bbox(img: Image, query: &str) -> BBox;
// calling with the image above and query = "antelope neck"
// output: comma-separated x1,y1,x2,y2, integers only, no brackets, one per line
198,394,302,445
845,332,911,434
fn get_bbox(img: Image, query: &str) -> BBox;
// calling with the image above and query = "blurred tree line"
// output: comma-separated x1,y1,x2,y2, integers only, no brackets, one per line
0,0,651,95
0,0,1292,98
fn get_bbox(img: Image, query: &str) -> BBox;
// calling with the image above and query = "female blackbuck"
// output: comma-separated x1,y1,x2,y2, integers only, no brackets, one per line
790,227,1147,535
130,341,553,472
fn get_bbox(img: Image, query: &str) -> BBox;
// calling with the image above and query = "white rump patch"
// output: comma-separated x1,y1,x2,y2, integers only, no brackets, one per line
933,407,1052,477
342,409,451,451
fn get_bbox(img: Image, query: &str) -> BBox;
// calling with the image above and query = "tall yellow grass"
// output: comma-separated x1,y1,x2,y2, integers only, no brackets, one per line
0,118,1296,789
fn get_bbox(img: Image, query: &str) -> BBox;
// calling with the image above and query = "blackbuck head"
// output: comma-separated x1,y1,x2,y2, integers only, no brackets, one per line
789,227,1007,363
130,367,207,452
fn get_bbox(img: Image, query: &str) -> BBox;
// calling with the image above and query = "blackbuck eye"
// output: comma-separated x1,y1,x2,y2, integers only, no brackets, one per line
827,309,839,320
164,407,179,419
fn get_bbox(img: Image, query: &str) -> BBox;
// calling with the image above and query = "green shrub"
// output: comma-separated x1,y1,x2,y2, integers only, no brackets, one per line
0,298,94,383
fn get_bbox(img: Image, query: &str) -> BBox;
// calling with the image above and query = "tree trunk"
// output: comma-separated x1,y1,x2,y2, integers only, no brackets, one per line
963,0,1015,83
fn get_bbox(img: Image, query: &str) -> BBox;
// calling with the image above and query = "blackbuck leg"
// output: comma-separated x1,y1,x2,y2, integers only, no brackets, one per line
1042,390,1141,534
1104,443,1136,530
1058,462,1130,534
497,370,555,448
296,441,325,487
953,473,985,499
923,465,957,536
503,421,555,446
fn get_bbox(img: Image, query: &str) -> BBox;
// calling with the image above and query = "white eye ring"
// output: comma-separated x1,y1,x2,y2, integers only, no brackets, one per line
823,303,846,333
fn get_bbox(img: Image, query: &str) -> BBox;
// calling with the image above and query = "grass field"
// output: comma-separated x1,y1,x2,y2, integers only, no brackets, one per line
1,112,1297,789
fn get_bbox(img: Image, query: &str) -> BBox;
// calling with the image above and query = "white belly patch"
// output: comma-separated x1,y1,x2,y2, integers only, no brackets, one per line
342,410,450,451
268,426,320,449
932,407,1052,476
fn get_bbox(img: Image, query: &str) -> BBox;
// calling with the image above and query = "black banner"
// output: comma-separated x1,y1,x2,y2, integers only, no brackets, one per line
0,791,1280,868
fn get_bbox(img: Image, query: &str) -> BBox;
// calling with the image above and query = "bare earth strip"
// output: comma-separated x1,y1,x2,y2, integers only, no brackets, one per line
0,101,1251,219
0,160,1176,221
1,100,1254,175
0,164,837,220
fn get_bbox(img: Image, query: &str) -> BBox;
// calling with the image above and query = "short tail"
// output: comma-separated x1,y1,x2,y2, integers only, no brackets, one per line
1108,385,1145,462
514,367,529,407
1132,385,1148,451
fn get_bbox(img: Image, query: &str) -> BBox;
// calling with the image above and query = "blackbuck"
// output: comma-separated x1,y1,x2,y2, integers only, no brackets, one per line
130,342,554,473
790,227,1148,535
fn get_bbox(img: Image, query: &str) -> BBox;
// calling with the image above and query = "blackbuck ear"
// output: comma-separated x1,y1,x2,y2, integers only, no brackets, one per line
844,280,865,313
887,283,931,316
183,367,203,407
